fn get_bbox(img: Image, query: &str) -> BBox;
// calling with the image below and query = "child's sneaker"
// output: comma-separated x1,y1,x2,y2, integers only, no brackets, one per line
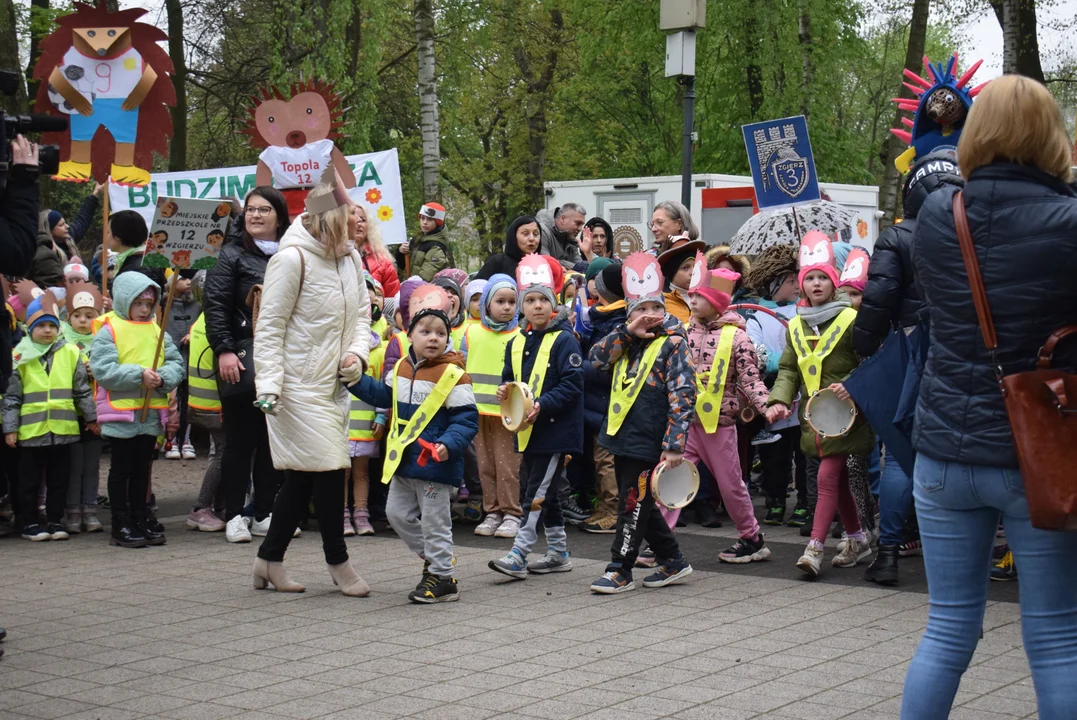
796,540,824,577
463,498,483,522
634,548,657,568
21,524,50,542
186,508,225,532
82,507,103,533
581,513,617,534
352,508,374,536
64,509,83,535
590,569,635,594
226,515,252,543
527,550,572,574
474,512,502,536
719,534,771,564
833,534,871,567
408,575,459,603
642,555,693,587
898,536,923,557
165,442,180,460
343,508,356,537
489,548,528,579
46,522,70,541
181,443,196,460
787,506,810,527
991,550,1017,582
763,503,785,526
494,515,520,538
751,429,782,445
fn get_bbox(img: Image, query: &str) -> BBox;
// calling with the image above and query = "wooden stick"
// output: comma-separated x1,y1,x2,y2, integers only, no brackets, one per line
101,180,111,301
139,278,178,422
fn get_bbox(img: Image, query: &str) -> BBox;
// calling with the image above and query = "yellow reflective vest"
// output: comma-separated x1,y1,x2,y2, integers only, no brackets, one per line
464,323,519,416
17,343,81,441
695,325,737,433
607,336,668,437
509,330,561,452
103,317,169,411
349,343,386,442
788,308,857,397
187,314,221,413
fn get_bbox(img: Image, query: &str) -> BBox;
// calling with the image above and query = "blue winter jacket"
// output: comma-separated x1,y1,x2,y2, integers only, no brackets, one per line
581,300,626,434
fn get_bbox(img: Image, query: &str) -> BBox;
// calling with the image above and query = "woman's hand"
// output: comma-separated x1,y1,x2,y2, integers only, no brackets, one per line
141,369,162,389
10,135,38,167
660,450,684,469
253,394,280,414
829,383,851,402
93,182,106,198
765,403,790,424
579,226,594,260
218,351,244,384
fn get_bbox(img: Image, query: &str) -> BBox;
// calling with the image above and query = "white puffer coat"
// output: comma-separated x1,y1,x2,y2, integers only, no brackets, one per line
255,216,371,471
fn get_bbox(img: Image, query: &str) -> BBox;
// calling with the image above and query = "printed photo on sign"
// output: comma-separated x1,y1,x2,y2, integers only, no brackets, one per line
144,196,232,270
741,115,821,209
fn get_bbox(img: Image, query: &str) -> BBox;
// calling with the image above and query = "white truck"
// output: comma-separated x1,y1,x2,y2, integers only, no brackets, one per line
544,173,883,255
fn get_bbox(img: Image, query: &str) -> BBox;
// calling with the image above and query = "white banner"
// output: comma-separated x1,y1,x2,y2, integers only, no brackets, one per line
108,148,408,245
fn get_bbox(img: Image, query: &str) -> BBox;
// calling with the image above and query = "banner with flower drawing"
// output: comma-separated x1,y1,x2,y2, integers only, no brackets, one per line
108,148,408,245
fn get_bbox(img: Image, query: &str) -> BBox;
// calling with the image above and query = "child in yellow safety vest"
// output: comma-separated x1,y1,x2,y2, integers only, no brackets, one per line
3,291,97,542
90,272,185,549
61,281,106,534
347,284,478,604
459,273,522,537
668,263,772,564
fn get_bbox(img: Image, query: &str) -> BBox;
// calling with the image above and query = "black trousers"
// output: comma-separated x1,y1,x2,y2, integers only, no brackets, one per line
759,426,808,506
221,391,283,520
18,444,71,527
257,469,348,566
607,456,680,574
106,435,156,517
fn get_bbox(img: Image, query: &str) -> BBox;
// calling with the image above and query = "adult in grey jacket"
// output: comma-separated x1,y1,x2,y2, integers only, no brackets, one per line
901,75,1077,720
537,203,586,270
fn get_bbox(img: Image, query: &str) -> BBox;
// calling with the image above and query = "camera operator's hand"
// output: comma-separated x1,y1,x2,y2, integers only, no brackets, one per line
11,135,39,167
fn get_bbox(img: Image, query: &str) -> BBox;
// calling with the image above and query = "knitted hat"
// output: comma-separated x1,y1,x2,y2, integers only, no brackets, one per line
25,291,60,333
585,256,613,283
516,253,557,307
481,274,519,332
689,268,739,315
432,276,466,326
465,278,486,303
797,231,839,290
137,286,159,303
63,260,89,281
595,261,624,303
47,210,63,231
839,247,870,293
705,244,751,277
407,283,453,335
434,267,468,289
622,253,666,315
419,202,447,227
397,276,425,328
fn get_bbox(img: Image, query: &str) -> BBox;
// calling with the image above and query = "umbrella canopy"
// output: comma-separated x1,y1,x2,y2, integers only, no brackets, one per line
729,200,860,256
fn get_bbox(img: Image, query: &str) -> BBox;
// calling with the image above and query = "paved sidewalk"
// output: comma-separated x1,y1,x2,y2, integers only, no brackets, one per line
0,509,1037,720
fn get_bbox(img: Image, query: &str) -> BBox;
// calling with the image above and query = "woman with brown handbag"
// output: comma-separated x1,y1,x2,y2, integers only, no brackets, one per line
902,75,1077,719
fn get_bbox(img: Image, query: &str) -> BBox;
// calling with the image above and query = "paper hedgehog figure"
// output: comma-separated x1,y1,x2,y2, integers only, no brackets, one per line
890,52,989,173
242,78,356,218
687,250,707,294
622,252,663,303
407,283,452,319
32,0,175,186
516,253,555,291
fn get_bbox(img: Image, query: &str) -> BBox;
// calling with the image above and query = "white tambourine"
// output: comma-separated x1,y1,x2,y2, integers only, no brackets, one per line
500,382,534,433
804,388,857,438
651,461,700,510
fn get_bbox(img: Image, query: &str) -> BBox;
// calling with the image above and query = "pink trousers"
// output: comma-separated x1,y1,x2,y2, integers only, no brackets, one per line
810,455,862,544
662,424,760,540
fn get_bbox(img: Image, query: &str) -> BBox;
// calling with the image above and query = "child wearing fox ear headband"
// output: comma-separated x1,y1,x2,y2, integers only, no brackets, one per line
766,231,874,579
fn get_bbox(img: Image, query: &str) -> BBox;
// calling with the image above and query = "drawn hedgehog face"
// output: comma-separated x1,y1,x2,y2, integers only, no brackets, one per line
840,248,870,284
408,283,451,319
254,92,333,149
622,252,663,300
688,250,707,293
799,231,833,268
516,253,553,290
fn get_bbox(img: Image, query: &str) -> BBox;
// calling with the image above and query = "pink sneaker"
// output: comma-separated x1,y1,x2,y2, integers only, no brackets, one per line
352,508,375,536
186,508,225,532
344,508,356,537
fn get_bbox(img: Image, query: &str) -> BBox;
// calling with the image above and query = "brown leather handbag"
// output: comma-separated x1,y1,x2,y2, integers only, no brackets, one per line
954,191,1077,530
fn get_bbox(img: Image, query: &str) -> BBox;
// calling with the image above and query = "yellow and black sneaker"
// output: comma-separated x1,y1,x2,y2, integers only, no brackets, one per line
990,550,1017,582
409,574,459,603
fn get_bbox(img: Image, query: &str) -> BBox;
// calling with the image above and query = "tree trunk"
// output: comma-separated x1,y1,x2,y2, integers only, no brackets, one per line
798,0,813,119
513,7,562,212
414,0,440,202
880,0,930,223
165,0,187,171
744,1,764,117
24,0,48,104
992,0,1045,83
0,0,27,114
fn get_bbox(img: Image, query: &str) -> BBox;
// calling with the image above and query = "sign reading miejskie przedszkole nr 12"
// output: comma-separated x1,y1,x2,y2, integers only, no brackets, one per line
741,115,821,209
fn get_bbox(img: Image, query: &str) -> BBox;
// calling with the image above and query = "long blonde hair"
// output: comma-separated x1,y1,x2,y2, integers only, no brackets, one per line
358,206,392,262
301,182,351,258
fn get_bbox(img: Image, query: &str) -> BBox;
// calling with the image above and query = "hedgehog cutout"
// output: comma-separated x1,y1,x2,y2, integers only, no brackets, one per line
622,252,663,303
32,0,175,186
687,250,707,294
890,53,988,173
242,77,355,217
516,253,554,291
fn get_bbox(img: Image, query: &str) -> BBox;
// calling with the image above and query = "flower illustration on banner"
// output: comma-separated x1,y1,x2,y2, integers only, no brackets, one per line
365,187,383,205
377,205,393,222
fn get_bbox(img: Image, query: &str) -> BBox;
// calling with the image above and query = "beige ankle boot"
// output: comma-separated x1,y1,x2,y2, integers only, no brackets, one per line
253,558,305,592
327,562,370,597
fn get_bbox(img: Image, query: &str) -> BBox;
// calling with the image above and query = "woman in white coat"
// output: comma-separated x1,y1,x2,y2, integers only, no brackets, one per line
251,176,373,596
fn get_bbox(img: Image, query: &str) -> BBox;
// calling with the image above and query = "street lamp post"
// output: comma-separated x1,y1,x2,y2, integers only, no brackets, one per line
661,0,705,210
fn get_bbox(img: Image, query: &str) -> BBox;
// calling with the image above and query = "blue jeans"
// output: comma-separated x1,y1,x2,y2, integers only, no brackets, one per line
901,454,1077,720
868,443,881,498
878,447,912,546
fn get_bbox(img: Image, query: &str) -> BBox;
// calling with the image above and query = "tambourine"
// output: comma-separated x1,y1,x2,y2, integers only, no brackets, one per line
804,388,857,438
500,382,535,432
651,461,700,510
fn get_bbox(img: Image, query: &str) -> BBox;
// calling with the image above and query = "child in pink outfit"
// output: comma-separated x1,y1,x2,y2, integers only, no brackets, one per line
662,266,772,563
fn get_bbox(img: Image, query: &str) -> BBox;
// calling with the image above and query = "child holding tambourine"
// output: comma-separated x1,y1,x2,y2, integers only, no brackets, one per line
766,232,875,578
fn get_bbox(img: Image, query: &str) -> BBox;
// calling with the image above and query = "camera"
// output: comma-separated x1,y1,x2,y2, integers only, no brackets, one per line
1,69,67,184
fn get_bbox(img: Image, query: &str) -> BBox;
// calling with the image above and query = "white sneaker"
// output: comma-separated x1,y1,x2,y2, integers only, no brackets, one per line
165,445,181,460
208,436,216,457
225,515,252,543
833,535,872,567
250,515,300,538
838,526,880,553
494,515,520,538
474,512,503,537
796,541,824,577
181,443,196,460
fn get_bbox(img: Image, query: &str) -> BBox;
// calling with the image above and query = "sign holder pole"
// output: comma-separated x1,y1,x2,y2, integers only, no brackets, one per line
139,278,178,422
680,72,695,209
101,179,111,301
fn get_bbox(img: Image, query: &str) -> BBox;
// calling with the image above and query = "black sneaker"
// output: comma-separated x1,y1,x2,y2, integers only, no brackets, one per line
898,538,922,557
634,548,657,568
21,524,50,542
718,534,772,564
46,522,70,541
408,574,459,603
787,506,810,527
799,517,815,537
642,555,693,588
763,504,785,526
990,551,1017,582
561,495,590,524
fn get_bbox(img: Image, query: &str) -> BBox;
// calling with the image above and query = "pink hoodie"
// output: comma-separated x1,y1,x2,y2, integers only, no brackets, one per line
686,310,769,428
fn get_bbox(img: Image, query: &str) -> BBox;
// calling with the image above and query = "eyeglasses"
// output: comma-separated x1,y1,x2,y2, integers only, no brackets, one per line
245,206,274,216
